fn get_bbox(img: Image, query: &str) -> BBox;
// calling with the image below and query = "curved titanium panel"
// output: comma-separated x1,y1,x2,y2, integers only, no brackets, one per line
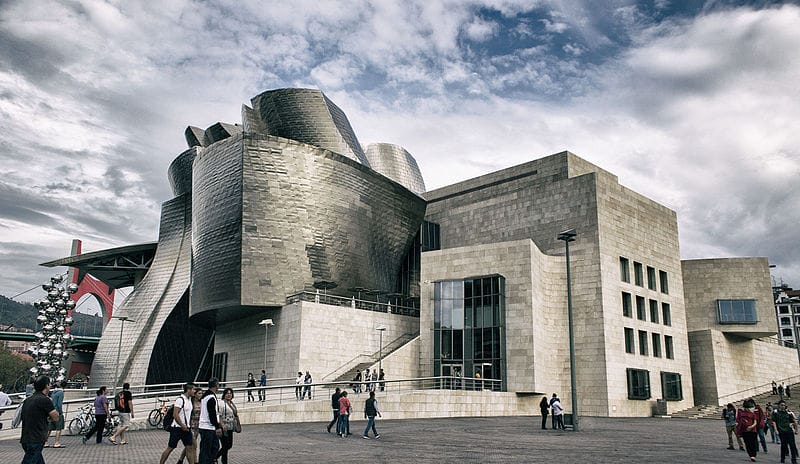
190,135,243,323
189,133,426,323
167,147,199,197
250,88,370,166
364,143,426,195
90,193,204,387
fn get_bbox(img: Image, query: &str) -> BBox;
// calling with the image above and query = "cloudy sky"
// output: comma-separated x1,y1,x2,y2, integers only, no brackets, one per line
1,0,799,309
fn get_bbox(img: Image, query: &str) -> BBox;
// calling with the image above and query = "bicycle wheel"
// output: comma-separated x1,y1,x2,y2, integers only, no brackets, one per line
147,408,163,427
68,417,82,435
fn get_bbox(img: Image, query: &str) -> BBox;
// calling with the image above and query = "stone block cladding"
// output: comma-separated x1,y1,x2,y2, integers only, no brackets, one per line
682,258,776,337
689,329,798,405
595,167,693,416
215,300,419,385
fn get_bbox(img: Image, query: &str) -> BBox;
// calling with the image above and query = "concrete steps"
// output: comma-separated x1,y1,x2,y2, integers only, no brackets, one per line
672,383,797,419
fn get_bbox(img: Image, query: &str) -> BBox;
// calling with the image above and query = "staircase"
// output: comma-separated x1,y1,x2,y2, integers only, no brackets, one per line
671,383,797,419
320,332,419,384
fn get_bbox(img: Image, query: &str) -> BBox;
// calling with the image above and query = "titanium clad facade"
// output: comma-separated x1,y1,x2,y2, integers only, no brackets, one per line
250,88,370,166
364,143,426,196
167,147,198,197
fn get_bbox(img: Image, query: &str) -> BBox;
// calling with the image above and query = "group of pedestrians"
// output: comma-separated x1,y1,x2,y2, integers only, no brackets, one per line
539,393,564,430
159,378,240,464
351,368,385,394
774,380,793,400
326,387,382,439
295,371,313,400
725,397,798,463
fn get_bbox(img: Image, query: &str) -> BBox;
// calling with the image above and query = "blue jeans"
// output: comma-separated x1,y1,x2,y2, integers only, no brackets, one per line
363,415,378,437
198,429,220,464
21,442,45,464
757,427,767,451
337,414,349,435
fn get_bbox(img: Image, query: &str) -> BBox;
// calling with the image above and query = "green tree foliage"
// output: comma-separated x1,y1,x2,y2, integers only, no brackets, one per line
0,343,34,392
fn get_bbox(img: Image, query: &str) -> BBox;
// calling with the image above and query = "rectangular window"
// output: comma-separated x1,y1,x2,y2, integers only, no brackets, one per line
212,352,228,382
649,299,659,324
634,262,644,287
652,333,662,358
636,296,646,321
717,299,758,324
783,328,793,337
622,292,632,318
662,303,671,326
665,335,674,359
661,372,683,401
624,328,635,354
647,266,657,290
638,330,648,356
781,317,791,325
779,305,790,314
626,368,651,400
620,257,630,283
659,270,669,294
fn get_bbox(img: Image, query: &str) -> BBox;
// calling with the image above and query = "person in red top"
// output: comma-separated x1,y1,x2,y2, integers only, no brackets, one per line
737,398,760,462
336,391,351,438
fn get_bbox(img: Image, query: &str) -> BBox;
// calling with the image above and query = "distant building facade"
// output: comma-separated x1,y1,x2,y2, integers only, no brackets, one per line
775,287,800,347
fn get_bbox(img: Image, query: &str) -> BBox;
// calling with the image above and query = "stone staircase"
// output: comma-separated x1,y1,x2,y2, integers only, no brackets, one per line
671,383,797,419
321,332,418,385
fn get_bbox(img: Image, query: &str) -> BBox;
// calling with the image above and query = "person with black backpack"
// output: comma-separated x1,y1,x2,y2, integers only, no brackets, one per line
109,382,133,445
159,383,196,464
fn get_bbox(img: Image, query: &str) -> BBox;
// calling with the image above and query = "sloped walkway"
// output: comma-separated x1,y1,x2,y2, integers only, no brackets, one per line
672,383,798,419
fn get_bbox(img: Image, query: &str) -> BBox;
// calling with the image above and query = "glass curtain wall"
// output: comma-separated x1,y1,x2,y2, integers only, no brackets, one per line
433,275,506,391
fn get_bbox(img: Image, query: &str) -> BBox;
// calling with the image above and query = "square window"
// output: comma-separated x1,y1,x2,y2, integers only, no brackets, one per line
665,335,674,359
620,257,630,283
638,330,648,356
622,292,632,318
662,303,671,326
636,296,646,321
647,266,657,290
624,328,635,354
634,262,644,287
649,299,659,324
627,368,651,400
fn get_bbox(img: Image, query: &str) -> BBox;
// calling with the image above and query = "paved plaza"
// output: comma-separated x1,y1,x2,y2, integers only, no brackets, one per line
0,415,778,463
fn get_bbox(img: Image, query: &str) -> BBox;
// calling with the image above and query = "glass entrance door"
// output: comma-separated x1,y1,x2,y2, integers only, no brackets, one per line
441,363,463,390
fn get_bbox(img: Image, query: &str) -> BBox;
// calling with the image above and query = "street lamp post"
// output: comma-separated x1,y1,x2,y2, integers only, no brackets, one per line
375,325,387,375
112,315,133,397
557,228,579,432
259,319,274,374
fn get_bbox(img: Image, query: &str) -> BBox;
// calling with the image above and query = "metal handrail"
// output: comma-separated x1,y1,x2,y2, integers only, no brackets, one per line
286,291,420,317
717,374,800,406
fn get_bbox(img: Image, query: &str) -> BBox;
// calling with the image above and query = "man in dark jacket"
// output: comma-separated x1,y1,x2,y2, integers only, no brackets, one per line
327,388,341,433
772,400,798,464
20,375,59,464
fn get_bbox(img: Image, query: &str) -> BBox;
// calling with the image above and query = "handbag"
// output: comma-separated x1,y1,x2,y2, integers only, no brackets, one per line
233,415,242,433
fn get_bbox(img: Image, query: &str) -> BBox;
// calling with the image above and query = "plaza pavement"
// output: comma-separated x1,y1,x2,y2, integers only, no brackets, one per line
0,415,775,463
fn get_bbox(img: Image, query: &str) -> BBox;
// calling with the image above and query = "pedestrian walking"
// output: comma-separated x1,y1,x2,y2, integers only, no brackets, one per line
788,384,793,399
44,380,66,448
83,386,109,445
295,372,304,400
337,391,351,438
379,369,386,392
780,383,786,400
774,381,779,395
737,398,760,462
258,370,266,402
362,391,381,439
176,386,203,464
326,388,341,433
539,396,550,430
723,403,745,450
246,373,255,402
198,378,222,464
755,400,768,453
19,375,59,464
159,382,196,464
216,388,238,464
773,400,798,464
109,382,134,445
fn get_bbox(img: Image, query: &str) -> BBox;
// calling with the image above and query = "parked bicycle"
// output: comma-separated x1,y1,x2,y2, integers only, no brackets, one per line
147,398,170,427
67,403,94,436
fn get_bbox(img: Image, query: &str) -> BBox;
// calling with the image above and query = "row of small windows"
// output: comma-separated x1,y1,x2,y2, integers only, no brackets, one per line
620,257,669,294
622,292,671,326
778,305,800,315
624,328,674,359
627,369,683,401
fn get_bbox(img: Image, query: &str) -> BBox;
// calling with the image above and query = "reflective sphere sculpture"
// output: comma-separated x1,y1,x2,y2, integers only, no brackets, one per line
28,275,75,379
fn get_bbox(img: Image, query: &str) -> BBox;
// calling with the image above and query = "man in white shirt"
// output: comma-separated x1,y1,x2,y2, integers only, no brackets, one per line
159,383,196,464
0,386,11,430
198,378,222,464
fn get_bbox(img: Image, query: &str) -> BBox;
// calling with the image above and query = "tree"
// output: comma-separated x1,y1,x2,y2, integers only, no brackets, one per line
0,343,34,392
